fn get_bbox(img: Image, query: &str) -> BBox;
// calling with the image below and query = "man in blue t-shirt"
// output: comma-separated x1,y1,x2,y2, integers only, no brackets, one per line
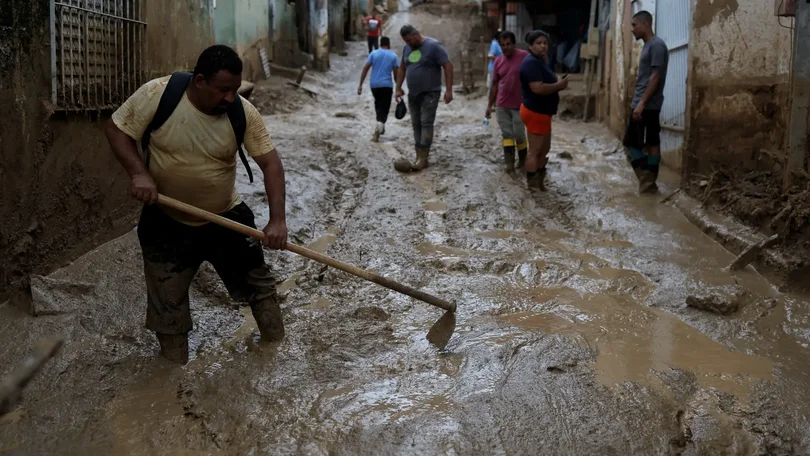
487,31,503,97
358,36,400,142
394,24,454,172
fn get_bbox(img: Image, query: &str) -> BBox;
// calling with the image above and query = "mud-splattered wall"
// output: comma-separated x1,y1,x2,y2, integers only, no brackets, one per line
0,0,215,304
684,0,793,179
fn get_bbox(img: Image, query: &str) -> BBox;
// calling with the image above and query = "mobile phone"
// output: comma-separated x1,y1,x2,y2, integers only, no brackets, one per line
562,74,569,79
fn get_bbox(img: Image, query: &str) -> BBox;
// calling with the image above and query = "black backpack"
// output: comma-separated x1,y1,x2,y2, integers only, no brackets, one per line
140,72,253,183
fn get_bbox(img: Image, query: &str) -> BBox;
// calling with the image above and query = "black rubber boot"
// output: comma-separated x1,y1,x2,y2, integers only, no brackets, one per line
537,167,548,192
504,146,516,172
517,148,527,171
156,332,189,364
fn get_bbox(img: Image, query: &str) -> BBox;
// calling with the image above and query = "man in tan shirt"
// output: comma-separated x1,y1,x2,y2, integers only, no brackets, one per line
105,45,287,364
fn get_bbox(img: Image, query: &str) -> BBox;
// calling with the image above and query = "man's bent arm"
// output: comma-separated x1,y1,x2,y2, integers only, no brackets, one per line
253,150,286,225
106,120,148,178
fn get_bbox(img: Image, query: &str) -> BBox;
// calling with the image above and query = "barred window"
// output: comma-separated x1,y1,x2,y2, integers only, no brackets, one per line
51,0,146,110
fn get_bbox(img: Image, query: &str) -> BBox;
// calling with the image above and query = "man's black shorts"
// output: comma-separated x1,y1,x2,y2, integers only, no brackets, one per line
622,109,661,149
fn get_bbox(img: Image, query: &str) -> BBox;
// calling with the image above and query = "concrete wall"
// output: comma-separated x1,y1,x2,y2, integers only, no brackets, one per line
215,0,272,80
271,0,303,67
684,0,792,178
0,0,215,303
147,0,215,76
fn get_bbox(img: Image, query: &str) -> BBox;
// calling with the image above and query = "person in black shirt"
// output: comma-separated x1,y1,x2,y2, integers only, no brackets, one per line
519,30,568,191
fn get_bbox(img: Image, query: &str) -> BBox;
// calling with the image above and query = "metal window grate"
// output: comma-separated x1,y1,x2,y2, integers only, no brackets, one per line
50,0,147,111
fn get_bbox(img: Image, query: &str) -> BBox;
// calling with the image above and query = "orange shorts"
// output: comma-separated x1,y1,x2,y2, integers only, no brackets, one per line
520,105,552,135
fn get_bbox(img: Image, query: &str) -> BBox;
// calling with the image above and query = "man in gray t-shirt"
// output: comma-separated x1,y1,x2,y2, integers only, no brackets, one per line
393,25,454,173
623,10,669,194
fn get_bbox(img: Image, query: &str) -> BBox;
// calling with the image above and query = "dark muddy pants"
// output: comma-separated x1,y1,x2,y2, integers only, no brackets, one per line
137,203,275,335
367,36,379,54
408,91,440,149
371,87,393,123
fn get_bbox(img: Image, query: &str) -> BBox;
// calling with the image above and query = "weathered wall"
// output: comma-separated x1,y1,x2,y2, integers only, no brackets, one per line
214,0,272,80
147,0,215,76
605,0,634,138
328,0,347,52
684,0,792,178
0,0,215,303
271,0,302,67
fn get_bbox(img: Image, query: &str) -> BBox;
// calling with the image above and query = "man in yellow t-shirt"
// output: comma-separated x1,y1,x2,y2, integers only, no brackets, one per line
105,45,287,364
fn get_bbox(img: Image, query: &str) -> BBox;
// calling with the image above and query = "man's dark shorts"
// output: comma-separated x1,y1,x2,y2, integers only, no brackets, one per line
622,109,661,149
137,203,274,335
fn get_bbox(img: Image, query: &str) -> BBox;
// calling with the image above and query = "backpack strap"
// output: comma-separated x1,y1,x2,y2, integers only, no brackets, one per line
227,95,253,183
141,71,253,184
141,72,193,168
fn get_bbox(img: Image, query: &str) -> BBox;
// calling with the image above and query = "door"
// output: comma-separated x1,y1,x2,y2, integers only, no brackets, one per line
655,0,690,154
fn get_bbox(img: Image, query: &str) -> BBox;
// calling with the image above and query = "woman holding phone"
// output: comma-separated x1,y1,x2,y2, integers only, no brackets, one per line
519,30,569,191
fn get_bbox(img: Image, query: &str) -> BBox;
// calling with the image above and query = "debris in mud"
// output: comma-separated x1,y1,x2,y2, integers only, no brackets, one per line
353,306,390,321
334,112,356,119
30,275,96,316
558,151,573,160
686,287,745,315
250,77,315,116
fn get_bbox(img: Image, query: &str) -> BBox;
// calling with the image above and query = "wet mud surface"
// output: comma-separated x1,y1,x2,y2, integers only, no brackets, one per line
3,11,810,455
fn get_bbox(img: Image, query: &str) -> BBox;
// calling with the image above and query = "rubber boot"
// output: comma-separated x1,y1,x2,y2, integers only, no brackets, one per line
639,168,659,194
526,171,540,191
380,122,385,135
413,147,430,171
517,148,527,171
538,167,547,192
156,332,189,364
250,295,285,342
504,147,516,173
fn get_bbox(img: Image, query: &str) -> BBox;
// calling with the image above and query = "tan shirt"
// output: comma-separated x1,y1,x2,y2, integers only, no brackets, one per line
112,76,274,225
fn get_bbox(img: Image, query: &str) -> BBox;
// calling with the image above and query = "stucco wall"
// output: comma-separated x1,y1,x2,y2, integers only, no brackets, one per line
147,0,215,76
0,0,215,303
215,0,272,80
684,0,792,177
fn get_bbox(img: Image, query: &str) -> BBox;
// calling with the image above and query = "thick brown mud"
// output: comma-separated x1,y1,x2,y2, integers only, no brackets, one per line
2,9,810,455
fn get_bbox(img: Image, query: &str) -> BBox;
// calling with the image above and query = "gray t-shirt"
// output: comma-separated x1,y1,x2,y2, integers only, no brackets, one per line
632,35,668,110
402,37,450,96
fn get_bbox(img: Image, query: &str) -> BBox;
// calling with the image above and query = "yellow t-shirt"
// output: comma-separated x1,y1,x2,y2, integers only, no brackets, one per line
112,76,275,225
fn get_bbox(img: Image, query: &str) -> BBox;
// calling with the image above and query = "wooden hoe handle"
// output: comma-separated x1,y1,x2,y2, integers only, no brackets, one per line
157,195,456,313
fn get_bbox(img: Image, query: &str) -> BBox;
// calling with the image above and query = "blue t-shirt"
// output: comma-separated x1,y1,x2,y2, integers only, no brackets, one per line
367,48,399,89
519,53,559,115
488,39,502,73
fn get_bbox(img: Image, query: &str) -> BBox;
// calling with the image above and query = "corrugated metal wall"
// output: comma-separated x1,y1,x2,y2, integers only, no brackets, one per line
655,0,689,153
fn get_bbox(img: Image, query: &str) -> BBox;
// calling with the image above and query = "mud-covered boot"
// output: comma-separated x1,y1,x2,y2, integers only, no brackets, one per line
504,147,516,173
412,147,430,171
526,171,540,191
380,122,386,135
156,332,189,364
250,294,285,342
517,148,527,171
538,167,548,192
639,169,659,194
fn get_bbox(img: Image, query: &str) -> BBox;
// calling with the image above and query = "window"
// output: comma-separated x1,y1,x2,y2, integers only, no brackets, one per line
51,0,147,110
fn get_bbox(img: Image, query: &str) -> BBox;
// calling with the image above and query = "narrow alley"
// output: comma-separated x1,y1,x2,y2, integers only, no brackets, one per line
2,3,810,455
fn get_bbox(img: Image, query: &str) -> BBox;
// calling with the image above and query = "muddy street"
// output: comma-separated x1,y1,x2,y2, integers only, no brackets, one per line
2,10,810,455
